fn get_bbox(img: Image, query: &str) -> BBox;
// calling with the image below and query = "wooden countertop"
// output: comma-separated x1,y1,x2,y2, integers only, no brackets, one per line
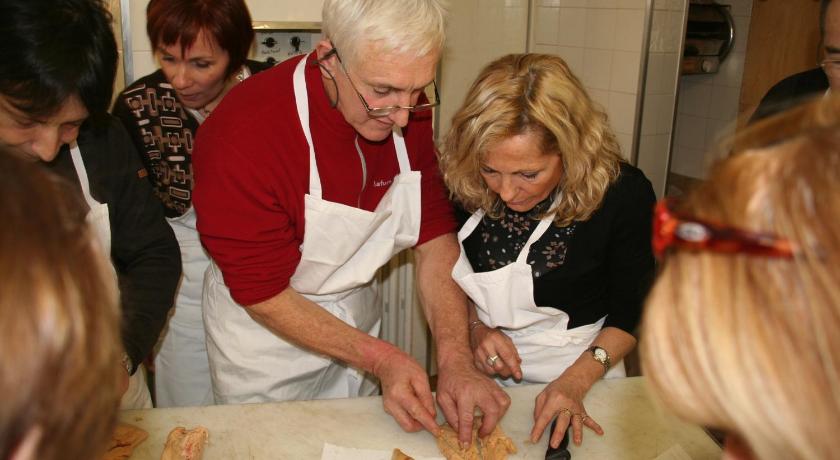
119,376,720,459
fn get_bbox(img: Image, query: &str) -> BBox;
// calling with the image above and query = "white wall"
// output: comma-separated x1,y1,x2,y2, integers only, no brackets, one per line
437,0,530,137
124,0,323,85
671,0,752,179
530,0,649,161
637,0,686,197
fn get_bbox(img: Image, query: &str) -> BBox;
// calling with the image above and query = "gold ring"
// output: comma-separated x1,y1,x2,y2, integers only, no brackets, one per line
487,355,499,366
579,414,589,423
559,408,572,417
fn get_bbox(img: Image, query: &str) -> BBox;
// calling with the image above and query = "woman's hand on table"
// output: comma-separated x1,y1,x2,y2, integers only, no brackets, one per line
372,346,440,436
435,353,511,448
470,323,522,380
530,374,603,448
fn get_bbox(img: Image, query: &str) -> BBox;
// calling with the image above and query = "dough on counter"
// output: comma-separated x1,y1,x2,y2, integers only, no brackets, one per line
435,417,516,460
160,426,209,460
103,423,149,460
392,448,414,460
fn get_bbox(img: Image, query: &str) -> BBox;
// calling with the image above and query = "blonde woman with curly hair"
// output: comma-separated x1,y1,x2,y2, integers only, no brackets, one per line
641,97,840,460
0,153,122,460
439,53,656,449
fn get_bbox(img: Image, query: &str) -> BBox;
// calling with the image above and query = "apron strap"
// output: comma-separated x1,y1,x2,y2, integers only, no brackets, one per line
458,207,556,265
69,142,100,210
185,107,207,125
457,208,485,242
293,55,323,199
292,53,414,200
392,126,411,173
515,214,555,264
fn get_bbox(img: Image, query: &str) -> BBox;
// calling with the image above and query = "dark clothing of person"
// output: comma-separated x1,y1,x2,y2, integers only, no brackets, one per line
751,67,829,122
112,60,272,218
457,162,656,334
44,115,181,372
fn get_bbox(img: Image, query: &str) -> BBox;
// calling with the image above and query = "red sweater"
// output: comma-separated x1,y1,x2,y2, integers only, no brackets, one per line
192,54,456,306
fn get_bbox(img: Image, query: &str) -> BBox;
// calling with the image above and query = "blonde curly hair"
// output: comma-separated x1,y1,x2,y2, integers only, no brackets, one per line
439,53,622,226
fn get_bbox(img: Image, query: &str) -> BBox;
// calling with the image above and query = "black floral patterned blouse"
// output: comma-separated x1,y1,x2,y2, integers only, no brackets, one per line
457,162,656,333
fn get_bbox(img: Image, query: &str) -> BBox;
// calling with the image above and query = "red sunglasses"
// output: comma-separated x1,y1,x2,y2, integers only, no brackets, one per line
652,199,795,260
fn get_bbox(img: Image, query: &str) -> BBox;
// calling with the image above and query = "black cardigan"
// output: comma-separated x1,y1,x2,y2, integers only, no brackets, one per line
457,163,656,334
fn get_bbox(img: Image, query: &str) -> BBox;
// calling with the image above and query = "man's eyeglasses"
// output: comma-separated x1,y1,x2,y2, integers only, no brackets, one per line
820,58,840,77
652,199,795,260
323,46,440,118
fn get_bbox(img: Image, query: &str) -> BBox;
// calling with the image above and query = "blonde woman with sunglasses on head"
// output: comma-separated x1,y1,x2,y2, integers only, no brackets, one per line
642,96,840,460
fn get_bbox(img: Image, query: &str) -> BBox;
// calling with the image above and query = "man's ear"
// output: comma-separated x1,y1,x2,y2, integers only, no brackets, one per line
315,39,337,77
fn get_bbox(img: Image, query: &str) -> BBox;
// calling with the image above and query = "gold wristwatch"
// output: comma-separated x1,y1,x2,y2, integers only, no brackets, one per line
587,346,610,375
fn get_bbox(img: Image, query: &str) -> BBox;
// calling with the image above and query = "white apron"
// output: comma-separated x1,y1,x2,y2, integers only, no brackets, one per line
69,143,153,409
154,207,214,407
155,65,254,407
203,56,421,404
452,209,624,385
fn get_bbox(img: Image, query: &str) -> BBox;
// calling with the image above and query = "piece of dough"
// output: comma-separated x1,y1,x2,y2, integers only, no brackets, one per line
435,417,516,460
160,426,209,460
391,448,415,460
103,423,149,460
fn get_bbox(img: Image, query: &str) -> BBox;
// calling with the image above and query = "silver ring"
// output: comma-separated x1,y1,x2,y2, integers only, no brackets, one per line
486,355,499,366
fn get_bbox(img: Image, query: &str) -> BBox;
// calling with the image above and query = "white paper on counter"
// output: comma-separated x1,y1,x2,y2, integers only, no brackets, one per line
321,442,445,460
653,443,694,460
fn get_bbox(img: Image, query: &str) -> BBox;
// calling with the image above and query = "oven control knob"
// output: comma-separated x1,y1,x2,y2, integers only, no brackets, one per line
290,36,302,52
262,37,277,48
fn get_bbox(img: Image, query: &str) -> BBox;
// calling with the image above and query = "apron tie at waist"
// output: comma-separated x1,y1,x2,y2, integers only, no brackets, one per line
506,317,606,348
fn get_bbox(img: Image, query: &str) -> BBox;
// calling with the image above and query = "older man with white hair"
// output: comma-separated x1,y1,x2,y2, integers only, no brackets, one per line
193,0,509,446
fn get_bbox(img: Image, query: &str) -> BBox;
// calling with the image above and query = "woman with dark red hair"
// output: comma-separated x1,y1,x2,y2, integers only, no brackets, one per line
112,0,271,408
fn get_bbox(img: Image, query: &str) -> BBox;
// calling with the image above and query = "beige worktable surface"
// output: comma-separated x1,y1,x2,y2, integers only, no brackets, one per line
119,376,721,459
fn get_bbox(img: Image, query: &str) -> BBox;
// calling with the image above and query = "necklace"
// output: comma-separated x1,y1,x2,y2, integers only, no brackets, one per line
196,67,250,117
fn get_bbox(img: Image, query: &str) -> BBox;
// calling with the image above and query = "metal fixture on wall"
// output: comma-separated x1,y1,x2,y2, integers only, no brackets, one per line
682,0,735,74
252,21,321,65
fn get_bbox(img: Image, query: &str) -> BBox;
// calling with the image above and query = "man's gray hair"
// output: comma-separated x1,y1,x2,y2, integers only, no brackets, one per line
322,0,447,67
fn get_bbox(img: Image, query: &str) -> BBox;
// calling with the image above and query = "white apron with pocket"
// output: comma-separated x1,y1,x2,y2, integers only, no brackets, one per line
203,56,421,404
69,143,154,409
452,209,624,385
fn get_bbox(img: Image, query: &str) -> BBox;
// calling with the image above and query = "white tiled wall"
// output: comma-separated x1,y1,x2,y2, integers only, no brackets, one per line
437,0,530,136
637,0,686,197
670,0,752,179
530,0,649,160
123,0,323,85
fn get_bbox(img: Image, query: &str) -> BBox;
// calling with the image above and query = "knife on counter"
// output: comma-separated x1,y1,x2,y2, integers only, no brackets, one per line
544,418,571,460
